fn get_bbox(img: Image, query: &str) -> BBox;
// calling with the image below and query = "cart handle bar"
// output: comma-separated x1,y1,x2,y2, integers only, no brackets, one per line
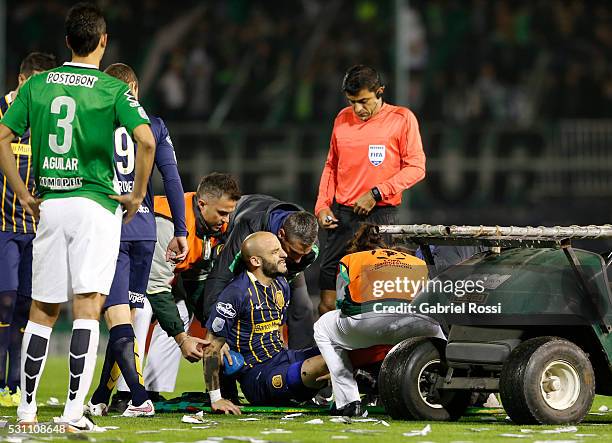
376,224,612,240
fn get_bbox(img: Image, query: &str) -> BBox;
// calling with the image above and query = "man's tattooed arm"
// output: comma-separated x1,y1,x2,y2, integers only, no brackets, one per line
202,330,242,415
203,330,225,392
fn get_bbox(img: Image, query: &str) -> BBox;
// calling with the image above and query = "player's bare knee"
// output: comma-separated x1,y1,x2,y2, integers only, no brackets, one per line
311,355,328,373
72,292,103,320
300,355,329,387
30,300,60,327
104,304,132,328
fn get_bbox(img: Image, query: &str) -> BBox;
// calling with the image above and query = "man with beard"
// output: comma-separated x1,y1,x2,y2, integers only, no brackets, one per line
203,232,328,414
204,195,319,349
108,173,240,412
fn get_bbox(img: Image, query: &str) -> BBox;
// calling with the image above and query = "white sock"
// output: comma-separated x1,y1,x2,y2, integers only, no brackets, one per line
62,319,99,420
133,298,153,355
17,321,52,421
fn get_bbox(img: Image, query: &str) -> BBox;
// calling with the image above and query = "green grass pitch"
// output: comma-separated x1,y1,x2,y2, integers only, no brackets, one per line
1,356,611,442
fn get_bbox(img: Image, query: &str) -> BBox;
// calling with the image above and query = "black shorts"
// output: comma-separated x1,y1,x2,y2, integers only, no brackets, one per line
318,204,398,291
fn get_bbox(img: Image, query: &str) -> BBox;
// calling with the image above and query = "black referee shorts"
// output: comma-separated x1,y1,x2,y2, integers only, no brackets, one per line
318,203,398,291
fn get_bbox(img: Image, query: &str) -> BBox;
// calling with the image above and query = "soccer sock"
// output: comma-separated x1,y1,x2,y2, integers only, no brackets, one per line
7,294,31,392
109,324,148,406
62,319,99,421
17,321,52,421
116,303,152,393
109,362,122,392
0,290,18,389
90,339,118,405
131,304,150,396
133,339,145,394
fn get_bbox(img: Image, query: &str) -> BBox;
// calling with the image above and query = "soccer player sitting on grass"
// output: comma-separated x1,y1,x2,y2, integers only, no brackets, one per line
0,2,155,431
203,232,329,415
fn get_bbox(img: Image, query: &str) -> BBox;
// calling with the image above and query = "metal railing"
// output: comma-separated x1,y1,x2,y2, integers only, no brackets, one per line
378,224,612,239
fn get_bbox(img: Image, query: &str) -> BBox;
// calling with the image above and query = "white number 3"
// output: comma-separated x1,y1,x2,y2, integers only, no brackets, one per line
49,96,76,154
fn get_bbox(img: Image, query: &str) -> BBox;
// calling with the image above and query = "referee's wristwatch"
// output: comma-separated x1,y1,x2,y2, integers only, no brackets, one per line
370,187,383,202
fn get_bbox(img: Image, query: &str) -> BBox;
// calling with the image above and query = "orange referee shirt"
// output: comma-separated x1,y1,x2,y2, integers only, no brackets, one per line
315,103,425,215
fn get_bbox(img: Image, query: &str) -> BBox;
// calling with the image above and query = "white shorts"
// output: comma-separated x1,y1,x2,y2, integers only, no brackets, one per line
32,197,122,303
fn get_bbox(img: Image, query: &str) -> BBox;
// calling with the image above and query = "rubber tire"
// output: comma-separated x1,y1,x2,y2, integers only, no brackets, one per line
378,338,422,419
499,336,595,425
379,337,471,421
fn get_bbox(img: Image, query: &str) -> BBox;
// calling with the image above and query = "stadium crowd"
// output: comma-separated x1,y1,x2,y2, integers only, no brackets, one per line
6,0,612,125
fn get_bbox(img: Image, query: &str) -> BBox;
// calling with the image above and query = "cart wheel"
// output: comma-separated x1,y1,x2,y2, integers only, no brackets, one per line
379,337,471,421
499,336,595,425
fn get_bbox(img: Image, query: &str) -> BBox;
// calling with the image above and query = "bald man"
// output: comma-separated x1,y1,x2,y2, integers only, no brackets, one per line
203,232,328,414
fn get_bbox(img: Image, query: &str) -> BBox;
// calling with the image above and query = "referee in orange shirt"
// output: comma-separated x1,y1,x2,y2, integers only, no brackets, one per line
315,65,426,314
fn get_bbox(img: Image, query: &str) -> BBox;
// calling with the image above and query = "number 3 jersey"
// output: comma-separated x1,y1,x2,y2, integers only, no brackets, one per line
0,62,150,213
114,116,186,241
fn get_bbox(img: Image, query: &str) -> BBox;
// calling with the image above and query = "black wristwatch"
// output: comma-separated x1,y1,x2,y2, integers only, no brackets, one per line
371,187,383,202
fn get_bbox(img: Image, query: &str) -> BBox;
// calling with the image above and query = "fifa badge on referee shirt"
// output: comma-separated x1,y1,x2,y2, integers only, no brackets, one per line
368,145,386,166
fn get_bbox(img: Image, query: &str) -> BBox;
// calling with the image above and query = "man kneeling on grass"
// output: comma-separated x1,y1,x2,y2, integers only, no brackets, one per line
203,232,328,414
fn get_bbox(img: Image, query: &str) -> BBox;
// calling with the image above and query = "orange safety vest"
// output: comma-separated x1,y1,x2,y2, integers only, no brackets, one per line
154,192,226,274
338,248,428,312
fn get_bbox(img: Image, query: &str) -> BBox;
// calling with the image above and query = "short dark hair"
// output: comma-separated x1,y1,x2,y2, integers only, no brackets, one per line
282,211,318,246
20,52,57,77
196,172,241,201
105,63,138,86
341,64,383,96
65,2,106,57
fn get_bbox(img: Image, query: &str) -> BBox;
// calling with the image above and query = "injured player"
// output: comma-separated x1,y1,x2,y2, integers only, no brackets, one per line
203,232,328,414
313,224,445,416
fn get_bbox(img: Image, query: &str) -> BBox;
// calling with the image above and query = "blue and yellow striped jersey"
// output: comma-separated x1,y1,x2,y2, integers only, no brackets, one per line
0,92,36,233
205,271,290,368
